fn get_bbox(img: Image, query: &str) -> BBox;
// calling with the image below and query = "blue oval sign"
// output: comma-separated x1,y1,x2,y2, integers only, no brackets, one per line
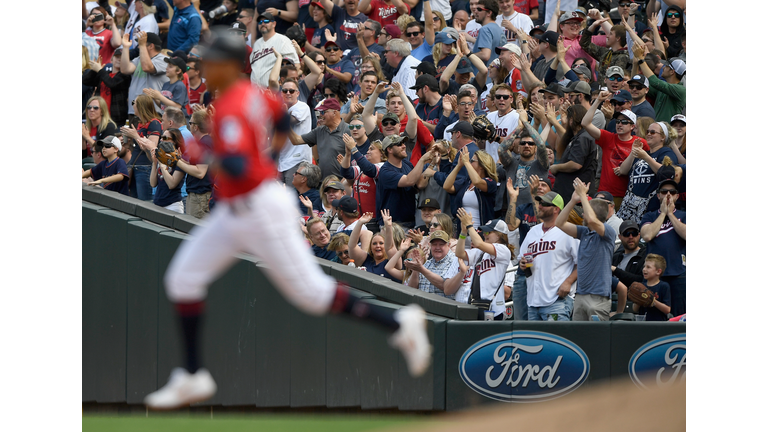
458,331,590,403
629,333,686,390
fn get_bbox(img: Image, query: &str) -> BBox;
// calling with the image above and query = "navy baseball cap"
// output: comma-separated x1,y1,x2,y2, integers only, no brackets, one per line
455,57,473,74
332,196,358,213
452,121,474,137
611,89,632,103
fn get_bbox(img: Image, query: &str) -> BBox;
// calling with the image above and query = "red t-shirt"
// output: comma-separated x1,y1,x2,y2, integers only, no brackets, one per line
86,28,116,63
513,0,539,15
505,68,523,93
189,81,208,106
368,0,409,27
595,131,650,197
350,165,381,215
210,80,285,199
378,114,435,166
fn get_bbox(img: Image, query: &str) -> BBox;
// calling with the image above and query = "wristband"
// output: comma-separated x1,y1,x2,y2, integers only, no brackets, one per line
521,40,527,43
466,225,474,231
459,234,467,239
300,53,306,59
637,59,644,64
278,10,282,17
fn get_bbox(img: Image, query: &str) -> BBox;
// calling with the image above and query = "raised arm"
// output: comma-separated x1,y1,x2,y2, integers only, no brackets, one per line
461,35,487,85
576,178,604,236
582,91,611,140
546,0,562,32
106,15,122,48
439,50,463,94
442,153,463,194
120,32,136,74
349,212,375,264
423,0,435,46
555,188,580,239
505,178,520,231
458,208,496,256
358,0,372,15
391,0,409,16
394,82,418,139
398,148,434,187
362,82,386,134
381,209,397,258
136,32,157,74
385,238,412,281
442,258,469,296
460,147,488,191
268,48,283,91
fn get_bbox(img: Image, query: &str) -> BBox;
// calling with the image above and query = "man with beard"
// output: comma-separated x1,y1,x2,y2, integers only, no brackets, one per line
250,12,300,87
484,84,519,162
611,220,647,287
550,105,598,201
498,118,549,207
564,80,605,128
341,71,387,123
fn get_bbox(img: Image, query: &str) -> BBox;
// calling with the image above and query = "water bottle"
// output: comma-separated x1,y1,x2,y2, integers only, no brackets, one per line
208,5,228,19
347,259,355,267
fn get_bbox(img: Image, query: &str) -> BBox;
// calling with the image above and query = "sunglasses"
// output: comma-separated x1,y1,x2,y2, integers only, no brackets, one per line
326,46,340,52
470,158,478,163
86,105,100,110
608,76,624,82
317,110,326,116
364,26,373,31
161,135,172,140
315,60,326,65
281,88,297,94
238,14,249,19
382,119,398,126
324,93,336,98
102,143,115,149
495,94,511,100
619,2,632,7
258,19,273,24
622,230,639,237
616,119,633,125
538,201,556,207
294,171,305,176
349,124,363,130
610,100,629,106
646,130,660,135
666,12,680,18
432,16,440,21
659,189,678,195
628,84,645,90
429,222,440,228
406,32,422,37
336,250,350,257
520,141,536,146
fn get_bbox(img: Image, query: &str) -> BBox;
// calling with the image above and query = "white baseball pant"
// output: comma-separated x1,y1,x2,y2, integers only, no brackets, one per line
164,181,337,316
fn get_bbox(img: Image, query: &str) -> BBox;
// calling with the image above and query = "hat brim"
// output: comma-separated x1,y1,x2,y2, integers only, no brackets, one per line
613,112,634,121
627,79,647,87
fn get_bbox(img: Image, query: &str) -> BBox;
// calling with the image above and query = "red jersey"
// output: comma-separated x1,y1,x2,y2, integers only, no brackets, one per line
189,81,207,106
210,80,285,199
86,28,116,64
243,45,253,75
505,68,523,93
513,0,538,15
595,131,650,197
378,114,434,166
368,0,409,27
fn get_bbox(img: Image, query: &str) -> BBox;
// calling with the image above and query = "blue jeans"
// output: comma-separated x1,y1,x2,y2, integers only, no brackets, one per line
563,296,574,320
130,165,154,201
528,298,571,321
513,274,528,321
662,272,686,317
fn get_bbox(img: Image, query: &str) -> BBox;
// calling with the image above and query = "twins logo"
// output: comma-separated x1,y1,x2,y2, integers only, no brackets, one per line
628,334,686,390
495,127,509,138
526,239,556,256
459,331,590,403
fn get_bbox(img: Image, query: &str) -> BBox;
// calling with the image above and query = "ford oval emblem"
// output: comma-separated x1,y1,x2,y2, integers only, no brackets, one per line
458,331,590,403
629,333,686,390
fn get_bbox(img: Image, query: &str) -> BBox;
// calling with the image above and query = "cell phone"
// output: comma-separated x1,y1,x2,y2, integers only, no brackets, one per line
92,14,104,23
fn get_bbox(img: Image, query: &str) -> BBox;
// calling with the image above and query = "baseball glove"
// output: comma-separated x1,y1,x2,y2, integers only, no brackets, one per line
156,140,180,168
627,282,655,308
472,115,496,142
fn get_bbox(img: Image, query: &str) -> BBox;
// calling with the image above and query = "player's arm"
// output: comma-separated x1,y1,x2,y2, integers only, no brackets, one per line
555,190,580,239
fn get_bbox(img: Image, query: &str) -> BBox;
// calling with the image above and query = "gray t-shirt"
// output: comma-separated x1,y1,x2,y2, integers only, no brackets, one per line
128,53,169,115
301,120,350,180
575,224,616,298
160,80,189,116
618,248,641,271
503,154,549,206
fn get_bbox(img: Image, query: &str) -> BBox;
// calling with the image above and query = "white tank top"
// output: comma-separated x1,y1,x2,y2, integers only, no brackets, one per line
462,185,481,228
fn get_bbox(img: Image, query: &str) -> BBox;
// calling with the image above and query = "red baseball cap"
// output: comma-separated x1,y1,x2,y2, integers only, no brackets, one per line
317,98,341,112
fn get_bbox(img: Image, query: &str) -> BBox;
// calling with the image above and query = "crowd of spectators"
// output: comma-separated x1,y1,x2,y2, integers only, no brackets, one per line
82,0,686,321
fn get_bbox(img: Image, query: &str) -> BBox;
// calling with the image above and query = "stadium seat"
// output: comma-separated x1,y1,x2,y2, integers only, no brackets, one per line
609,313,634,321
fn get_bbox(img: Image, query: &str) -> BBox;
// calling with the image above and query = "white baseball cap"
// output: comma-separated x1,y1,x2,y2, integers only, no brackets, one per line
97,135,122,152
614,109,637,124
479,219,510,236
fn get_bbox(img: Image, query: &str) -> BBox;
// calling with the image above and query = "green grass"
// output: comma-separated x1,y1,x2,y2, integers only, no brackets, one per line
82,414,427,432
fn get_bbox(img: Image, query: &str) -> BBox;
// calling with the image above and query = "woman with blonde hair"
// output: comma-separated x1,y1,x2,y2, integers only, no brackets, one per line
634,116,655,139
616,121,680,223
349,212,402,283
385,238,427,284
443,148,499,231
120,94,162,200
82,96,118,160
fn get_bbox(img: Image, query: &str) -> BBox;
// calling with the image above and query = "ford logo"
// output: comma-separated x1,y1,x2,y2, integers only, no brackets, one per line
629,333,686,390
458,331,590,403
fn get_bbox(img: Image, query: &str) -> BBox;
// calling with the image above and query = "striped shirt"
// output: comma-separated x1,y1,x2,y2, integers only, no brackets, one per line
418,251,459,300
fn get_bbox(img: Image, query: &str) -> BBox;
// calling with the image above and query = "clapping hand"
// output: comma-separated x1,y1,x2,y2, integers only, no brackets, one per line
299,194,314,212
325,28,337,43
528,174,541,194
407,228,424,243
120,124,139,140
506,177,519,200
399,237,413,251
89,57,103,72
458,146,470,166
342,133,357,151
391,81,404,96
573,178,590,199
374,81,390,95
601,100,615,119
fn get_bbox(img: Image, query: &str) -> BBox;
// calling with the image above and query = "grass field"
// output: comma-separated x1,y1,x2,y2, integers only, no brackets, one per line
82,414,432,432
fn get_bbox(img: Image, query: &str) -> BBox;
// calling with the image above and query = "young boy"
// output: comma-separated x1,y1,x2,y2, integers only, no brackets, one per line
144,56,190,115
633,253,672,321
82,136,130,195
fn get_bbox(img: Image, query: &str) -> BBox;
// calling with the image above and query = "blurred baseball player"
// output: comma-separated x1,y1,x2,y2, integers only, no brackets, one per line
144,30,431,410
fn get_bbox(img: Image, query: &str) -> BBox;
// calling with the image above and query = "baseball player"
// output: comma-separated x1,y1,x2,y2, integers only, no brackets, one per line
144,31,431,410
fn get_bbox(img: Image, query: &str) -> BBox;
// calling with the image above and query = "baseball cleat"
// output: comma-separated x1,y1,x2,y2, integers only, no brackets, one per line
144,367,217,410
389,304,432,377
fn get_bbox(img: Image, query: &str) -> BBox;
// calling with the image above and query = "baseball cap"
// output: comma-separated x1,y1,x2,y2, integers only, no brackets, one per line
230,22,248,33
324,40,340,49
324,181,345,192
331,195,358,213
657,178,678,192
171,50,189,63
200,31,247,63
412,60,437,76
310,1,326,10
479,219,510,236
538,82,564,97
573,65,591,78
628,74,649,88
381,134,406,151
145,32,163,47
381,112,399,124
670,114,686,125
410,73,439,91
495,42,522,56
575,7,588,16
164,56,187,71
534,31,559,48
418,197,441,210
559,11,584,23
619,220,640,234
669,58,686,75
656,163,677,189
455,57,473,74
528,24,547,37
535,191,564,210
257,11,275,21
537,176,552,189
613,109,637,124
97,135,122,152
115,1,130,10
564,80,591,96
611,89,632,103
435,29,458,45
317,98,341,111
428,230,451,243
451,121,474,138
383,24,401,38
593,191,614,202
606,65,625,78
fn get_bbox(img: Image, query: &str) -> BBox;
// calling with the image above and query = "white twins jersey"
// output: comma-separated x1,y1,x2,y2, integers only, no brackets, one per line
496,13,534,47
518,225,579,308
278,101,312,172
464,20,482,51
484,109,519,163
250,34,300,88
456,244,512,316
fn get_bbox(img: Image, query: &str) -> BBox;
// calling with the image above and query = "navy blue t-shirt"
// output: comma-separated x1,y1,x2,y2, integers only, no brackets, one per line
185,134,213,194
130,119,162,166
640,210,686,277
414,96,443,128
325,58,356,93
330,5,368,52
376,159,418,225
637,280,672,321
153,166,184,207
312,244,337,261
299,188,324,215
91,157,130,196
363,255,400,283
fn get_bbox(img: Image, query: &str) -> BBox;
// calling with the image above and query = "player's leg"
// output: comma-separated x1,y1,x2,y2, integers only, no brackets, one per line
240,182,432,376
146,208,239,409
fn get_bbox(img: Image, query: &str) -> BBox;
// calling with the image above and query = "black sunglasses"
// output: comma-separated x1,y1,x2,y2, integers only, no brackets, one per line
659,189,678,195
86,105,100,110
622,230,639,237
666,12,680,18
520,141,536,146
608,76,624,82
619,2,632,7
315,60,326,65
324,92,336,98
628,84,645,90
382,119,398,126
495,94,511,100
336,250,350,256
281,88,297,94
611,100,629,106
406,32,422,37
429,222,440,228
616,119,633,125
326,46,340,52
102,143,115,149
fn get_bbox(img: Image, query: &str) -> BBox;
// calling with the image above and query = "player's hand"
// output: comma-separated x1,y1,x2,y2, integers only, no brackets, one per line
528,174,541,194
359,211,375,225
506,178,519,200
380,209,392,227
557,280,571,299
342,133,356,151
399,237,413,252
456,207,473,227
136,31,147,47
